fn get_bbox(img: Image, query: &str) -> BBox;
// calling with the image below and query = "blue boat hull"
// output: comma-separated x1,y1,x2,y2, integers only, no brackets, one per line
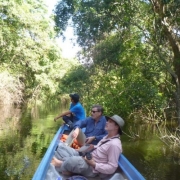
33,125,145,180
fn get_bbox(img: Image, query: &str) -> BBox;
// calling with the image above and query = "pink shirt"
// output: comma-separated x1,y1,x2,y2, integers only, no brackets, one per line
92,134,122,174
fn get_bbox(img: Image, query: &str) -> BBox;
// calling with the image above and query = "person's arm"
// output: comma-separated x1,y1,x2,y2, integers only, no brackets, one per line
94,144,121,174
73,117,88,129
86,125,108,144
54,110,72,121
71,127,80,139
84,157,96,168
93,130,108,142
85,136,95,144
70,104,80,114
70,117,88,138
88,116,107,143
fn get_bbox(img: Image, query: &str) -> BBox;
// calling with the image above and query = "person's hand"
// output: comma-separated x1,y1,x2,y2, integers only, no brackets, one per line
85,136,95,144
72,128,79,139
54,117,58,122
84,157,96,168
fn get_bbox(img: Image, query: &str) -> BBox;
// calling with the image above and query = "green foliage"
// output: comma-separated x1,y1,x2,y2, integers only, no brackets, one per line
55,0,180,125
0,0,79,106
0,71,24,105
54,0,137,48
125,77,166,110
93,34,122,66
79,67,166,118
0,0,55,102
0,0,179,127
58,65,91,98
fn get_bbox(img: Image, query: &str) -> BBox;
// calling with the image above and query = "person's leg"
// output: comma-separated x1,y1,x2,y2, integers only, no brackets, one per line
54,142,79,161
51,157,63,166
65,128,86,147
51,157,73,176
65,129,76,146
76,129,86,146
62,116,73,129
60,156,97,177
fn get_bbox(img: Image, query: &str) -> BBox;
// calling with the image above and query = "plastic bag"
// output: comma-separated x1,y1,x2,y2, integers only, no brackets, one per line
45,164,62,180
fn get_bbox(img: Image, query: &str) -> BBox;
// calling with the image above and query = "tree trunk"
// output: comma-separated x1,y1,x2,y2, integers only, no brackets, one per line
151,0,180,126
163,25,180,126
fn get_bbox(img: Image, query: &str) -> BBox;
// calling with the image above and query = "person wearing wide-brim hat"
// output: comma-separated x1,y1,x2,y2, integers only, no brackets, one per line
105,115,125,135
52,114,125,179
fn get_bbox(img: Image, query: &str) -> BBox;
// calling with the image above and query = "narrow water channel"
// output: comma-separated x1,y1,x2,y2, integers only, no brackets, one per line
0,103,179,180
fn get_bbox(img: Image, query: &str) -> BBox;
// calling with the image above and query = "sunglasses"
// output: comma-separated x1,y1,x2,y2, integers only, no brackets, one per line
91,110,99,113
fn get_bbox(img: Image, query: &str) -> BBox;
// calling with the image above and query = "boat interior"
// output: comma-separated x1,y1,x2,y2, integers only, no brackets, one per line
45,130,127,180
46,164,127,180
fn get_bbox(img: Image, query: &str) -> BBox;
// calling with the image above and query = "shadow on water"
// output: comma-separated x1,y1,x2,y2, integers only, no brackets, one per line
0,103,180,180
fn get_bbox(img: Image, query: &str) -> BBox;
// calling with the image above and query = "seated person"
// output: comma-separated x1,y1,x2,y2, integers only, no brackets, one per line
54,93,85,129
67,104,108,146
52,114,125,179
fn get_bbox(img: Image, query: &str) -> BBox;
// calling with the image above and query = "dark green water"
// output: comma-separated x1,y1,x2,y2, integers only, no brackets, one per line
0,103,179,180
121,124,180,180
0,103,67,180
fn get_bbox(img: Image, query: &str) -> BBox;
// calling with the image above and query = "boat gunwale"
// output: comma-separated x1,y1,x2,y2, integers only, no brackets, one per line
32,125,145,180
32,125,66,180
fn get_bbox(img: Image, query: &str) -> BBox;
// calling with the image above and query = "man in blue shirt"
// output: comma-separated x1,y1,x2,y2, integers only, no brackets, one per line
69,104,107,145
54,93,85,129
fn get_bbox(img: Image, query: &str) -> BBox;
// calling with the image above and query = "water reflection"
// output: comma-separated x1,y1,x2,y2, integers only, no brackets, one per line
0,104,21,135
0,103,66,180
0,104,179,180
122,122,180,180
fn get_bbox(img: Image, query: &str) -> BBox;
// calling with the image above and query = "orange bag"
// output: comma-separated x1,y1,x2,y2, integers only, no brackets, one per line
60,134,81,149
60,134,68,142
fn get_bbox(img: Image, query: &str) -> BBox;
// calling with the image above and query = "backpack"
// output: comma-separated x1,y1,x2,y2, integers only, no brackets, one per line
66,175,88,180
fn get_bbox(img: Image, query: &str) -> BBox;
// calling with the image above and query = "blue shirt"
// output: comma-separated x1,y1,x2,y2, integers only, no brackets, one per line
70,102,85,121
73,116,108,144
